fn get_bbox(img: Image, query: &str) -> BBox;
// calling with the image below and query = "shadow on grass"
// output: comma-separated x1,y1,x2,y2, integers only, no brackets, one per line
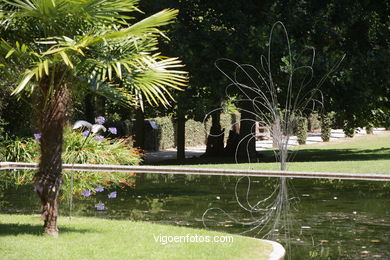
288,147,390,162
0,223,91,236
146,147,390,166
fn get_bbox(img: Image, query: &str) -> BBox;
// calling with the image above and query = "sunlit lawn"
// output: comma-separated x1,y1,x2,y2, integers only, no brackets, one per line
0,214,272,260
154,132,390,174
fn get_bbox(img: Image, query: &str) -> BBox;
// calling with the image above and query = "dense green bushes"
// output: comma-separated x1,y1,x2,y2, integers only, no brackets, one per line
320,114,333,142
149,113,240,150
308,113,321,132
0,126,142,198
343,124,356,138
152,117,175,150
296,117,308,145
185,119,207,147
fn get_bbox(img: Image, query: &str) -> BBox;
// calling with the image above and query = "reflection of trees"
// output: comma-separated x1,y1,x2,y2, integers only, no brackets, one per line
0,173,40,214
2,170,390,259
0,174,9,210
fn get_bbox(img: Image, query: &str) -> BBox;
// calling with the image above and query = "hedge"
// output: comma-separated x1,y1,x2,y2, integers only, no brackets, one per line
147,113,240,151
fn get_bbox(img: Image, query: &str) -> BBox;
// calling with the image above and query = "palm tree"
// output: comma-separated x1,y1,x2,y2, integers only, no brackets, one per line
0,0,187,237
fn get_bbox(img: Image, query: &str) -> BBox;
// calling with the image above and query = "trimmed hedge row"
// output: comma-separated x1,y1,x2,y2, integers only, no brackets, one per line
153,117,175,150
148,113,240,151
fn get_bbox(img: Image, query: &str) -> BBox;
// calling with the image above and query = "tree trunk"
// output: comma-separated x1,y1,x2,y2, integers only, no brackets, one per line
84,93,95,123
95,96,106,118
237,101,257,159
224,113,240,157
176,113,185,161
134,108,145,150
34,80,70,237
205,111,225,157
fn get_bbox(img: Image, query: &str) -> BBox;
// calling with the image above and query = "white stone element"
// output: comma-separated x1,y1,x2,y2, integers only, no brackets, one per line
260,239,286,260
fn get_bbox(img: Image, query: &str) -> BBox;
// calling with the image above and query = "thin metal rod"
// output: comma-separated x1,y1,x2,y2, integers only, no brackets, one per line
1,162,389,182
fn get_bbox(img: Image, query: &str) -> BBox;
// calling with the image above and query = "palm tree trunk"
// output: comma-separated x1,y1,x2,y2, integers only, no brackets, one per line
34,80,69,237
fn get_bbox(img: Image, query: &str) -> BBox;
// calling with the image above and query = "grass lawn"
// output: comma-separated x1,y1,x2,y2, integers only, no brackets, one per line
152,132,390,174
0,214,272,260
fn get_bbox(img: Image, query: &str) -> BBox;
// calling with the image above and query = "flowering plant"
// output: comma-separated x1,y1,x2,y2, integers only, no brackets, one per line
0,123,142,200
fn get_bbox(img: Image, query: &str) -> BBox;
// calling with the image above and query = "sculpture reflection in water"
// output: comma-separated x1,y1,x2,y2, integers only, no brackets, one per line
202,21,344,256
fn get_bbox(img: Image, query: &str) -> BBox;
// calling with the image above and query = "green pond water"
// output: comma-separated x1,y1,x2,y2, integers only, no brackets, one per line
0,171,389,259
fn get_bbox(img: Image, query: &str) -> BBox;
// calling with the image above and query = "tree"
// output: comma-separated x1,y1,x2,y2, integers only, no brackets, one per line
141,0,273,159
134,0,388,160
270,0,389,129
0,0,186,237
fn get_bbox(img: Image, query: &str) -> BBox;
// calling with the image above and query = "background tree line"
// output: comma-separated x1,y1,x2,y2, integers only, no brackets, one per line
1,0,388,160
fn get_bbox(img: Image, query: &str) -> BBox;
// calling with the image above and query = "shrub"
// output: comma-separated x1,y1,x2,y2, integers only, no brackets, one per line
296,117,308,145
365,124,374,134
343,123,356,138
185,119,207,147
153,117,175,150
150,113,240,150
308,113,321,132
0,135,39,162
0,126,142,198
320,114,333,142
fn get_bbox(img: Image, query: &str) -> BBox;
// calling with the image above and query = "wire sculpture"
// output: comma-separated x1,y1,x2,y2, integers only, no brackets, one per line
202,21,345,257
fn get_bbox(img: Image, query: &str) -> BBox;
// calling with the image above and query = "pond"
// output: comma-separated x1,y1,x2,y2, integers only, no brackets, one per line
0,170,389,259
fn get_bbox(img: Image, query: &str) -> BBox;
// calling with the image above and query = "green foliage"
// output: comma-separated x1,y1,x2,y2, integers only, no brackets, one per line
0,82,33,137
320,114,333,142
151,113,239,150
308,113,321,132
385,114,390,130
0,0,187,110
184,119,207,147
296,117,308,145
152,117,175,150
0,126,142,197
1,127,142,164
0,135,40,162
343,123,356,138
63,128,141,165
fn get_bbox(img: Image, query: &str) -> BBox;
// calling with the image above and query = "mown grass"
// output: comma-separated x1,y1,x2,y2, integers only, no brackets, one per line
0,214,272,260
152,132,390,174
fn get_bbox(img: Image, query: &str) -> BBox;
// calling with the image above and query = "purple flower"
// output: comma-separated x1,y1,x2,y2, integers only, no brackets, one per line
95,201,105,211
94,135,104,141
81,190,91,197
108,191,117,199
82,130,90,137
34,133,41,140
108,127,117,135
94,186,104,192
95,116,105,125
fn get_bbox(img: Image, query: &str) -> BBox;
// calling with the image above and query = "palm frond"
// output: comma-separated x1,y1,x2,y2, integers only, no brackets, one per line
103,9,178,40
75,0,140,25
1,0,187,109
122,56,187,107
